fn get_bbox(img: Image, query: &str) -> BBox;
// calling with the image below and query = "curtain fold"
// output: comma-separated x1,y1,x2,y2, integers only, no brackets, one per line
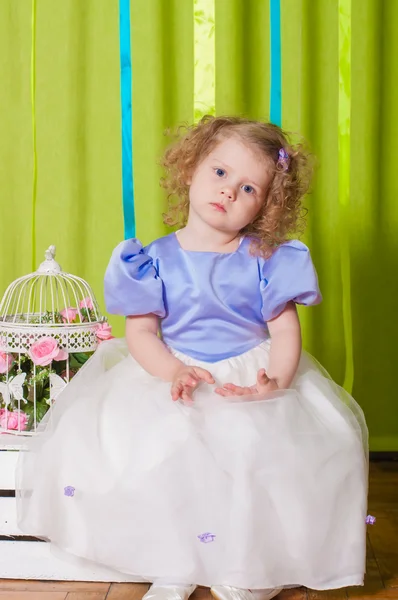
130,0,194,247
215,0,270,119
350,0,398,450
0,0,397,449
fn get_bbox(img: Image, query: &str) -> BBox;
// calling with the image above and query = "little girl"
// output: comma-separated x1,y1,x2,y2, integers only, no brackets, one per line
17,116,368,600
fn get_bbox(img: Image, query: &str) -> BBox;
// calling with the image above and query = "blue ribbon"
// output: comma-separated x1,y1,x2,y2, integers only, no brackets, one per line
270,0,282,127
119,0,135,239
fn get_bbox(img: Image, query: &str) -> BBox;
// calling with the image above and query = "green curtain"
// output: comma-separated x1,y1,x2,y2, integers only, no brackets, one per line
0,0,123,330
0,0,397,450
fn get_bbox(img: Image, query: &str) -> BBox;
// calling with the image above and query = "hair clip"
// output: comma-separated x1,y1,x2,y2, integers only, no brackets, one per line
277,148,289,172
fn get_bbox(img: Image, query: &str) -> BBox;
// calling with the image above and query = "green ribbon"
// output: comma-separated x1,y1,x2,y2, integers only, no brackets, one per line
31,0,37,271
338,0,354,393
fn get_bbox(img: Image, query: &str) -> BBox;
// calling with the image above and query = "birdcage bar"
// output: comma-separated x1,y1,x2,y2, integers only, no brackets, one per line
55,276,70,323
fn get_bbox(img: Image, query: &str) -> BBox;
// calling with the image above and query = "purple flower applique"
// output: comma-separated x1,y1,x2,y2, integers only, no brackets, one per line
198,532,216,543
64,486,75,497
366,515,376,525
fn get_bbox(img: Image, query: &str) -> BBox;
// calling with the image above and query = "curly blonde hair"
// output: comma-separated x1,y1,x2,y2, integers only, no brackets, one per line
161,115,312,256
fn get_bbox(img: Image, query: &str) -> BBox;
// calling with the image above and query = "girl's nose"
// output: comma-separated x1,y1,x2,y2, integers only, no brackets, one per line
220,188,236,202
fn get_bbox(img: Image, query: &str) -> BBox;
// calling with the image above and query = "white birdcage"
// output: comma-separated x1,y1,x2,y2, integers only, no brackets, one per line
0,245,109,435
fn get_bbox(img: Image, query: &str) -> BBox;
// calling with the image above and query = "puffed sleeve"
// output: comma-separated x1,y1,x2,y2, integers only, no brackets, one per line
260,240,321,322
104,239,166,317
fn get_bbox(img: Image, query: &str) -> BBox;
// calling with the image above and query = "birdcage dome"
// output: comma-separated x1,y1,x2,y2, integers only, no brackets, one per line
0,245,104,354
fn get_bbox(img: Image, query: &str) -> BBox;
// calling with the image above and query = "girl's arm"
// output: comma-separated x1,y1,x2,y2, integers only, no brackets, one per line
125,316,215,401
266,301,302,389
125,315,184,381
215,301,302,397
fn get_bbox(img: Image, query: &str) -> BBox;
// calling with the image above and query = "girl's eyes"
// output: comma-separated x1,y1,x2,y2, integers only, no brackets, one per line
213,168,255,195
242,185,254,195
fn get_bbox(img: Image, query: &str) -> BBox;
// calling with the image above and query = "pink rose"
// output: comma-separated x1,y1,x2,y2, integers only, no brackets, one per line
79,297,93,311
55,348,68,361
0,352,13,374
0,409,28,431
60,307,79,323
96,322,114,342
28,337,68,366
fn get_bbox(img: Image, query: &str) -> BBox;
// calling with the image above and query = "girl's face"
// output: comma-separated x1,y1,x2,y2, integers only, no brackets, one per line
187,136,272,234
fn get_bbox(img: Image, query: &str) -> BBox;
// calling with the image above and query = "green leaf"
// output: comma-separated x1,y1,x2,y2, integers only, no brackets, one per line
36,401,49,422
23,403,35,430
24,401,49,429
71,353,90,365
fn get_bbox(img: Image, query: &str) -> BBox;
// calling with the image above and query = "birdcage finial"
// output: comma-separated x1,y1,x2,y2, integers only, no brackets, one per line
37,245,62,274
44,245,56,260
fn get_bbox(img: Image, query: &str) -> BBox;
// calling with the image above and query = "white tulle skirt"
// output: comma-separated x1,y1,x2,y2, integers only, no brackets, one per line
16,339,368,591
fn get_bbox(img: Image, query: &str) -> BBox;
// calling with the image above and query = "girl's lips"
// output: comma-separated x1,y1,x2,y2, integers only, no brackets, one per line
210,202,226,213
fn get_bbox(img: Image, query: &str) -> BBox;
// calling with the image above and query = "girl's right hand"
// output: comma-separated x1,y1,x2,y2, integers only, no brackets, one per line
171,366,215,402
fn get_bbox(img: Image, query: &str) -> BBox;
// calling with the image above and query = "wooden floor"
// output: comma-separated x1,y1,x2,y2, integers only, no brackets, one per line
1,461,397,600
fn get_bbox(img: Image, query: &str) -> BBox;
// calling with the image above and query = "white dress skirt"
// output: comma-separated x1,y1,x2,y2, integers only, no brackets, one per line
16,338,368,591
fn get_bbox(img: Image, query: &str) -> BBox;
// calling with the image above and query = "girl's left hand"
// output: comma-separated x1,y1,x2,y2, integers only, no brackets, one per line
215,368,278,397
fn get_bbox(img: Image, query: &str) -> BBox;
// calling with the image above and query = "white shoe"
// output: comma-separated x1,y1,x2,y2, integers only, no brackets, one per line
211,585,282,600
143,583,197,600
